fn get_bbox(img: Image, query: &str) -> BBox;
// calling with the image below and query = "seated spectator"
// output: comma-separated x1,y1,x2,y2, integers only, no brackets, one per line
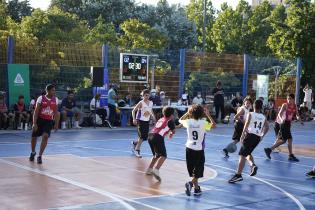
29,96,36,124
299,103,312,121
90,93,110,127
149,89,161,106
160,91,168,106
124,93,134,107
14,95,30,130
230,92,243,116
60,90,81,129
265,98,277,121
181,91,189,106
192,92,204,105
0,93,13,129
177,97,188,118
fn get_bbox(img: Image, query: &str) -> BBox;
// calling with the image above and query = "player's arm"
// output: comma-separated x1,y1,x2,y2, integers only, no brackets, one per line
277,103,286,123
234,107,244,120
204,109,216,128
132,102,142,122
179,111,190,121
240,113,251,142
32,101,41,131
261,120,269,139
168,120,176,139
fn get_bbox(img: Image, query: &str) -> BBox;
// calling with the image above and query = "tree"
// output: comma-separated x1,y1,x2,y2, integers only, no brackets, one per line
119,19,168,50
84,16,118,45
186,0,216,51
211,0,252,54
0,0,7,31
7,0,32,22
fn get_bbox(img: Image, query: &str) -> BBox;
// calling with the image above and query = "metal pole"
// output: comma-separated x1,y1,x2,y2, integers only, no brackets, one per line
179,49,186,98
151,59,155,89
295,57,302,105
202,0,207,52
242,54,249,97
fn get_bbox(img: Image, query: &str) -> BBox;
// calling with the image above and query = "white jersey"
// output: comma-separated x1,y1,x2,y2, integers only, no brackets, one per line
136,100,153,121
179,119,212,151
247,112,266,137
238,105,250,122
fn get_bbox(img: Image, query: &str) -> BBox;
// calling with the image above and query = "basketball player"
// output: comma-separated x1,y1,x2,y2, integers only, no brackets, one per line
145,106,176,182
223,97,252,158
131,89,156,158
229,100,269,183
29,84,60,164
179,105,216,196
264,94,301,162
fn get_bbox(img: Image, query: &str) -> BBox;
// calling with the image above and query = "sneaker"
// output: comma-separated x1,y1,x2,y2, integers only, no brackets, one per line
305,170,315,178
193,186,202,196
185,181,193,196
288,154,299,162
145,168,153,175
131,141,136,153
135,150,142,158
74,125,82,129
37,156,42,164
152,169,161,182
250,164,258,176
264,148,272,159
228,174,243,183
29,152,36,162
222,148,229,158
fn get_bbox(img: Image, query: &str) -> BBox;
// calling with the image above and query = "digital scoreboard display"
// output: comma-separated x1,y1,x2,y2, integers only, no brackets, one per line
120,53,149,83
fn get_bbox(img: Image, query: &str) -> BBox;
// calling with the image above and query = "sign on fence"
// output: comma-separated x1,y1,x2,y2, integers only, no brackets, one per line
256,75,269,103
8,64,30,107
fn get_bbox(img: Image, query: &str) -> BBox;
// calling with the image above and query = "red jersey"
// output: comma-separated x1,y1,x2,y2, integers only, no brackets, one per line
38,95,57,120
276,103,296,123
0,102,7,113
151,117,175,137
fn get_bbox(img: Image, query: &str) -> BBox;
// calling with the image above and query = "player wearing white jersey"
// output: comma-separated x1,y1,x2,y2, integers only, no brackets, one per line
229,99,269,183
223,97,252,158
131,89,156,158
179,105,216,196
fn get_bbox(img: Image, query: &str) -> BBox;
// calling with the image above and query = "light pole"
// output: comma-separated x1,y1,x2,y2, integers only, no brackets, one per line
150,54,159,90
273,66,281,100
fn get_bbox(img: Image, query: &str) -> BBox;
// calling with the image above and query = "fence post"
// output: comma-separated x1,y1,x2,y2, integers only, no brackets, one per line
100,43,109,106
179,49,185,98
7,36,14,64
242,54,249,97
295,57,302,105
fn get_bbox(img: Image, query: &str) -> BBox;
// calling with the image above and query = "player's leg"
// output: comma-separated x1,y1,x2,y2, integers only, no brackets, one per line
37,133,49,164
247,155,258,176
229,155,245,183
287,138,299,161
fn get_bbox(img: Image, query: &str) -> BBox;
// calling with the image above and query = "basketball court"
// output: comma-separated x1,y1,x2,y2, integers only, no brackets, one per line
0,122,314,210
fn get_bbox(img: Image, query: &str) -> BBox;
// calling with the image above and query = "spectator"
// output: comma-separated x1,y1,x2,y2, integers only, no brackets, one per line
160,91,168,106
303,84,313,111
150,89,161,106
60,90,81,129
14,95,30,130
124,93,134,107
212,81,225,122
265,98,277,121
230,92,243,116
108,84,118,126
0,93,13,129
90,93,109,126
181,91,189,106
192,92,204,105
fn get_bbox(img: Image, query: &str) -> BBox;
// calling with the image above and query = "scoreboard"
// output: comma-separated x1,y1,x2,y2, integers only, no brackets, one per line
120,53,149,83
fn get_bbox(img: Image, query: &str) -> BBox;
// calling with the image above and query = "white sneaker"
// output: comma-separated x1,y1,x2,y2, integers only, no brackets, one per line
145,168,153,175
152,169,161,182
74,121,82,129
135,150,142,158
61,122,66,129
17,124,23,130
24,123,28,130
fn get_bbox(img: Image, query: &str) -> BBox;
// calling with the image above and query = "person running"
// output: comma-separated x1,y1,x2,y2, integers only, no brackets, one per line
305,167,315,178
229,99,269,183
179,104,216,196
131,89,156,158
264,94,301,162
29,84,60,164
223,97,252,158
145,106,176,182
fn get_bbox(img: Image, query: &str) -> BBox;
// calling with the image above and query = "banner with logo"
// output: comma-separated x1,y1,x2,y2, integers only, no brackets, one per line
256,74,269,103
8,64,30,107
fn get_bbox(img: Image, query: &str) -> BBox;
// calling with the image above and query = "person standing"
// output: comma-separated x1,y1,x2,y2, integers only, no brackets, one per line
212,81,225,123
108,84,118,126
29,84,60,164
303,84,313,111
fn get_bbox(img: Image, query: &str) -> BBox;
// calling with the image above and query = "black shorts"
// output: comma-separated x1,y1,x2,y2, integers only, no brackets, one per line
186,148,205,178
32,118,54,137
239,133,261,156
148,133,167,158
232,121,244,142
278,121,292,142
137,120,149,140
274,122,280,137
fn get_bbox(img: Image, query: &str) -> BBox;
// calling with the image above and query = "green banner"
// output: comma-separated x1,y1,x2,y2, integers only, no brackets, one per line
8,64,30,108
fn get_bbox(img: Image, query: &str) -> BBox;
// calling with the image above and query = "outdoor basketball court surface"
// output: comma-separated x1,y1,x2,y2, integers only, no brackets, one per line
0,122,314,210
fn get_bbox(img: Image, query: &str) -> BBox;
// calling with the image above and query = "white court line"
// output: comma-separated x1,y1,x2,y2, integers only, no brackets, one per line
0,158,161,210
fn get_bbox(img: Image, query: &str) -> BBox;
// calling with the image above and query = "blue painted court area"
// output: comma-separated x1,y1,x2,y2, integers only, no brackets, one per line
0,122,314,210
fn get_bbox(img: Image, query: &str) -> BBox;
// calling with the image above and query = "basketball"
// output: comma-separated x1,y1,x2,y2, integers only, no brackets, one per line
226,142,237,153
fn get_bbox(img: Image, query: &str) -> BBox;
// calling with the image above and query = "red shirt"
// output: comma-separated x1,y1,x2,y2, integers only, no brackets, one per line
38,95,57,120
151,117,175,137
